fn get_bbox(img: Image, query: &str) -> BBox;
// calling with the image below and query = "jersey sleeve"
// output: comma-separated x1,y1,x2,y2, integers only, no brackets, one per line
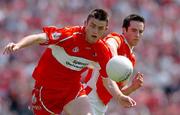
104,32,122,46
92,40,112,78
41,26,75,45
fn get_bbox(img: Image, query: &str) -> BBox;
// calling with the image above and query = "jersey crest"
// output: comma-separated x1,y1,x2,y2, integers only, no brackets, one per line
72,46,79,53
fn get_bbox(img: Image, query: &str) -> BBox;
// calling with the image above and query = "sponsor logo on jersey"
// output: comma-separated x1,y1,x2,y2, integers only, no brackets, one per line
73,60,88,66
49,45,99,71
66,60,88,69
52,32,61,40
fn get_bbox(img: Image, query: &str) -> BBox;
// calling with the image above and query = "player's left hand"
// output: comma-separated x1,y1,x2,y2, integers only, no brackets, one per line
131,72,143,91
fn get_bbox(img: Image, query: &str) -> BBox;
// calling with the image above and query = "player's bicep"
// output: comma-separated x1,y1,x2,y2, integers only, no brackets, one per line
36,33,48,44
106,38,119,56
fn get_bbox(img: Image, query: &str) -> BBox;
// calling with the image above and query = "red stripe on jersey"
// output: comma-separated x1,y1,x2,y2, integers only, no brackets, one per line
84,69,93,83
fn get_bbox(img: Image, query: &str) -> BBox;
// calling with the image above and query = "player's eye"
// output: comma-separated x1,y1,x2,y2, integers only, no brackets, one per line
98,26,105,30
139,30,144,34
90,24,96,28
131,28,137,32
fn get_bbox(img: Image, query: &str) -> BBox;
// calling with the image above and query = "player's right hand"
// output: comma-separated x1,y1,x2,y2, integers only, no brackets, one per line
117,94,136,108
3,43,19,54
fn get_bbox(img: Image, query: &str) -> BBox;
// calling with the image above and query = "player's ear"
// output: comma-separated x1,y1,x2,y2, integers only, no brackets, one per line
122,27,127,34
105,26,108,31
84,20,87,26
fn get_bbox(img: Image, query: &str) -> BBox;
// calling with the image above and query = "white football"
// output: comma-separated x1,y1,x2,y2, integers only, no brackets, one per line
106,56,133,82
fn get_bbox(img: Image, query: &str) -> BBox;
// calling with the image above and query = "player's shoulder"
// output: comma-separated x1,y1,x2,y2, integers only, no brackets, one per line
43,25,57,29
108,32,120,36
43,25,83,32
107,32,124,39
105,32,120,40
97,39,106,45
105,32,124,45
42,26,58,32
64,26,84,32
42,26,67,35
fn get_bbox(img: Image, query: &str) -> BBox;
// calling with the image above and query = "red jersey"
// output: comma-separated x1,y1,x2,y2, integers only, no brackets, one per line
32,26,111,90
96,32,136,105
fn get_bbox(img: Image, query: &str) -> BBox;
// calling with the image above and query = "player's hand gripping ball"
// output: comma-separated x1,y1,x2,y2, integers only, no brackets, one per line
106,56,133,82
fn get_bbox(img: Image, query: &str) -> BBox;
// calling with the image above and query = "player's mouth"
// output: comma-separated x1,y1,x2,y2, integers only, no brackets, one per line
133,38,139,42
91,35,97,38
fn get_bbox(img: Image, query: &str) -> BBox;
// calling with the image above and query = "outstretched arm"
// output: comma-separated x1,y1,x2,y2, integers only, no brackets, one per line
102,77,136,108
121,72,144,95
104,37,137,107
3,33,47,54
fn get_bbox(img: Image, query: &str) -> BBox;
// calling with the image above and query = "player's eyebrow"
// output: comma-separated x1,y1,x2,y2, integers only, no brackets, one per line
91,22,96,26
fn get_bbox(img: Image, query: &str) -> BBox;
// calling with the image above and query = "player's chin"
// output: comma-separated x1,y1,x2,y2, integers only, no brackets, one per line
131,42,138,46
91,37,99,43
88,39,97,44
133,40,139,45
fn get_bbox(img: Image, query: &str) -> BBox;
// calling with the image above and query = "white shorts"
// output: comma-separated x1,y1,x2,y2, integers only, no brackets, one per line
88,89,107,115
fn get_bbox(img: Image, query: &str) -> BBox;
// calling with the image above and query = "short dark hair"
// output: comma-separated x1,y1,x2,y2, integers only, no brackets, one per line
87,9,109,23
122,14,145,30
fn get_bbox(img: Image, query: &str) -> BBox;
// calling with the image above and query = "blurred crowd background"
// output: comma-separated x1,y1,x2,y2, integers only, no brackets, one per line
0,0,180,115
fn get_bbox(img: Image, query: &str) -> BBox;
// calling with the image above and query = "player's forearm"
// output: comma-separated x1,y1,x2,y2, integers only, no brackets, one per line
102,78,124,99
121,85,136,96
16,33,47,49
103,77,137,108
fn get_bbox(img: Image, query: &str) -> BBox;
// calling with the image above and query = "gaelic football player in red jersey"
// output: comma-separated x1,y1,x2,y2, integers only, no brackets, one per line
3,9,136,115
84,14,145,115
